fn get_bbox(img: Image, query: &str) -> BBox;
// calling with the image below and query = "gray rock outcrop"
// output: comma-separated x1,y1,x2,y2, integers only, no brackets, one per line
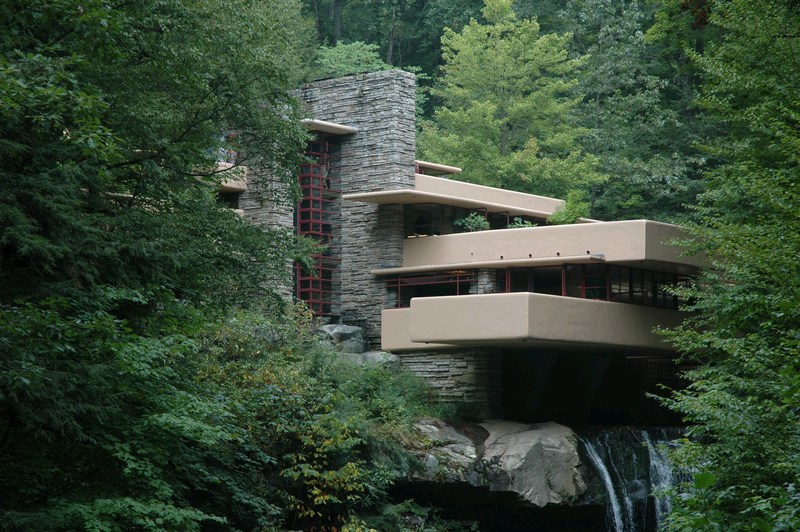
409,418,588,507
480,420,586,506
339,350,400,365
317,324,366,354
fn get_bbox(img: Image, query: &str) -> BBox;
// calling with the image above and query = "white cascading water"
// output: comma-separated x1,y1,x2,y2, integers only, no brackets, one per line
581,438,626,531
580,429,681,531
642,429,677,526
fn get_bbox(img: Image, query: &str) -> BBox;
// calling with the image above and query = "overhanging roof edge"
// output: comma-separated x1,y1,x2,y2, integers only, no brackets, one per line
301,118,358,135
415,160,463,174
371,253,606,275
342,189,557,218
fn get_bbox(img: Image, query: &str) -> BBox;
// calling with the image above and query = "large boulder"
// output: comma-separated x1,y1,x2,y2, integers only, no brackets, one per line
480,420,586,506
338,350,400,365
408,418,588,507
412,418,482,484
317,324,366,354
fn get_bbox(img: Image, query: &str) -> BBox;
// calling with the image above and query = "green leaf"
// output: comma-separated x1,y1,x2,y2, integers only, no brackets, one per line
694,472,717,489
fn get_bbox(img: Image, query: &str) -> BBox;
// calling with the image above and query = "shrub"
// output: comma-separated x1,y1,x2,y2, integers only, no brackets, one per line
454,212,490,232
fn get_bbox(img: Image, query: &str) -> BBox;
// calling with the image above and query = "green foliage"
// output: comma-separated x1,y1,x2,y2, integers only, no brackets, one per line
0,0,426,529
417,0,606,198
362,498,479,531
454,212,491,232
312,41,392,79
506,217,536,228
553,0,708,222
304,0,484,76
0,0,314,304
546,190,590,225
656,0,800,529
0,298,240,529
1,296,438,530
197,309,437,529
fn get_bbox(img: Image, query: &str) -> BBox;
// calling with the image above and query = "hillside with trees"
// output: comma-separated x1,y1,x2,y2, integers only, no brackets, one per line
0,1,439,529
2,0,798,529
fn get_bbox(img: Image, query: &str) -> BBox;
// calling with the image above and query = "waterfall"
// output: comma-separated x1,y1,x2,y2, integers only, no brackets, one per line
580,428,682,531
643,429,677,526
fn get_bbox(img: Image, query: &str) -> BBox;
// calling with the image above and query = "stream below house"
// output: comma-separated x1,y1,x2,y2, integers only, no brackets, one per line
580,427,686,531
391,425,685,531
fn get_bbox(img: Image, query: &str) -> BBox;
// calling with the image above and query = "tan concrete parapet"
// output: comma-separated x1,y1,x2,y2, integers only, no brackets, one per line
414,174,566,216
380,293,683,353
386,220,702,275
380,308,459,351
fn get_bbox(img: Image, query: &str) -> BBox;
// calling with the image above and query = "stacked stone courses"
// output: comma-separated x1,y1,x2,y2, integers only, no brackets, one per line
238,159,294,231
214,72,504,414
295,71,417,346
399,350,503,416
290,72,507,413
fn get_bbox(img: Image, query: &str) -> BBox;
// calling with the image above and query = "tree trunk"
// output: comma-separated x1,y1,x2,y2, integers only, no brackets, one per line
312,0,321,40
333,0,342,44
386,5,396,64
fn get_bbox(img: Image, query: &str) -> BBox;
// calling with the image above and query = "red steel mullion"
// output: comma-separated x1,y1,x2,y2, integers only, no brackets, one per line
580,265,586,299
397,276,474,288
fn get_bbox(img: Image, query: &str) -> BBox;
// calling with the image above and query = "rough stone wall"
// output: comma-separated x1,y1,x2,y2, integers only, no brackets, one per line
235,163,295,299
398,350,503,417
471,269,499,295
296,71,417,346
238,161,294,231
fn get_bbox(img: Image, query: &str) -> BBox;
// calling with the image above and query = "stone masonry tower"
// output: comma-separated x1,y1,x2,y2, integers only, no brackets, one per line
294,70,417,346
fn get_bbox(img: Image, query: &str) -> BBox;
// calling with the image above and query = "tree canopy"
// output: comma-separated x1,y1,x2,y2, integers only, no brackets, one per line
656,0,800,528
418,0,605,199
0,1,439,529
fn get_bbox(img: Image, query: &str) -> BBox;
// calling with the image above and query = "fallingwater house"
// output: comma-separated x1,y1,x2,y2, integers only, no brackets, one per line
221,70,701,529
224,69,702,426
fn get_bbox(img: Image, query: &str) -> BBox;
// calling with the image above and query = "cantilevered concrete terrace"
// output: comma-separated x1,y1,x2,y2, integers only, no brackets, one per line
376,221,702,353
344,174,567,220
373,220,702,276
341,159,702,355
381,293,684,353
215,162,248,193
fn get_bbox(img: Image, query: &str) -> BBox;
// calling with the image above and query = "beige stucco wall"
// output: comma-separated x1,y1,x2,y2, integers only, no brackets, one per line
399,220,701,274
381,308,458,351
414,174,565,216
382,293,683,353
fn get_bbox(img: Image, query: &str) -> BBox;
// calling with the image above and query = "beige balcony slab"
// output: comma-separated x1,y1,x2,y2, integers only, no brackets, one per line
380,308,459,351
381,293,683,353
344,174,567,219
301,118,358,135
215,162,248,192
376,220,701,276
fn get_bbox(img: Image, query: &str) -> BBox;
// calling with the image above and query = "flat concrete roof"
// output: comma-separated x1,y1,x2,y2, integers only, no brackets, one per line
343,173,571,221
371,253,605,275
301,118,358,135
415,160,462,175
342,189,559,219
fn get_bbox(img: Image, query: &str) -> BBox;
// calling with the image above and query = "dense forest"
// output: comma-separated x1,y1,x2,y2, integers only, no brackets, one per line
1,0,798,530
